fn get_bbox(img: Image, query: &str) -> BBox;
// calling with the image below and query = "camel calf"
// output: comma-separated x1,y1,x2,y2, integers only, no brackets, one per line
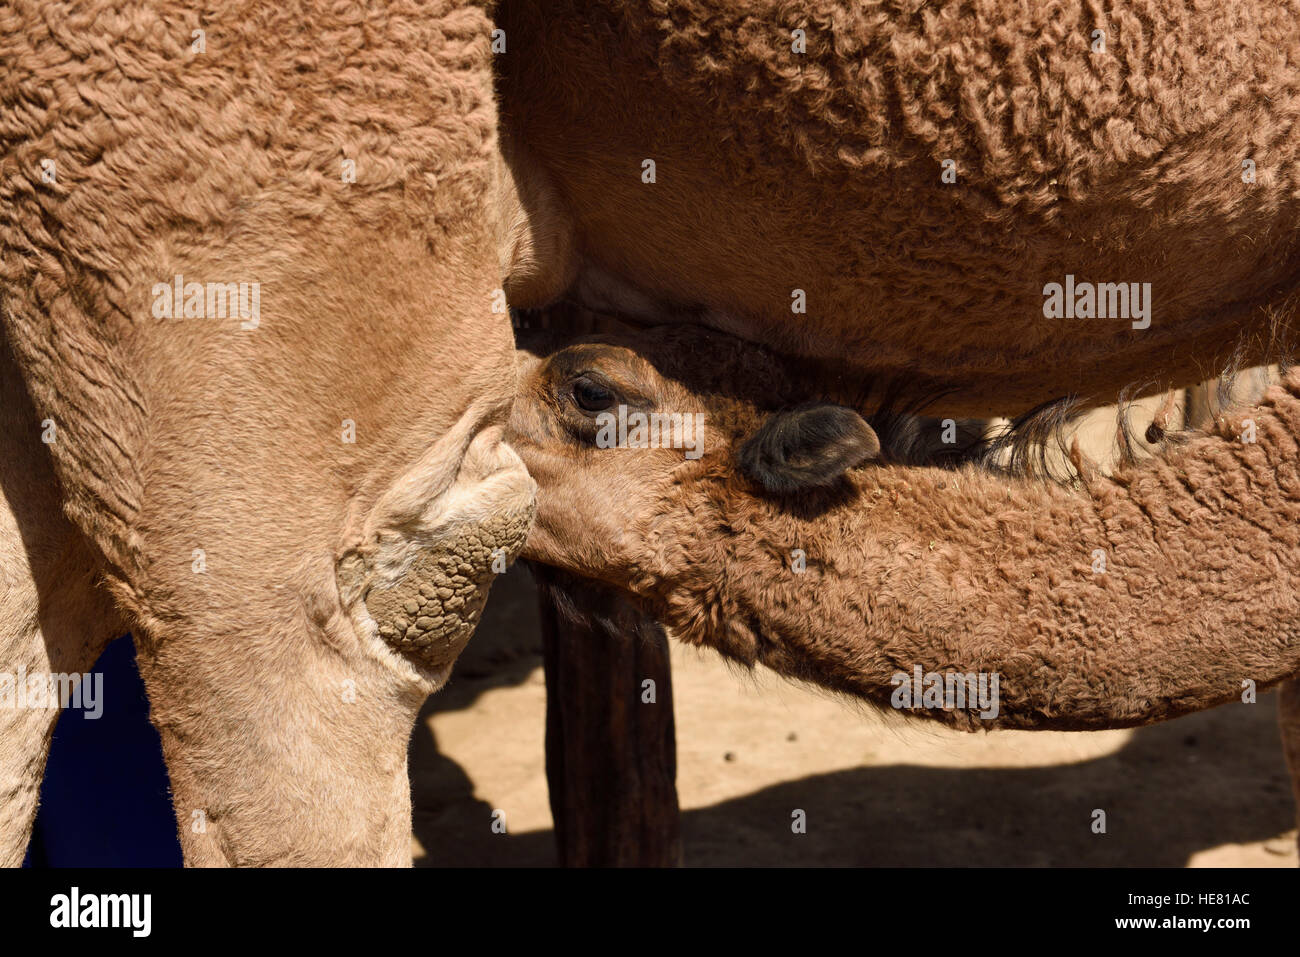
1,0,532,865
509,325,1300,731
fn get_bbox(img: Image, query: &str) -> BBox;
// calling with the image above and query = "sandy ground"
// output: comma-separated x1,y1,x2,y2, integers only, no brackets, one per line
410,567,1299,867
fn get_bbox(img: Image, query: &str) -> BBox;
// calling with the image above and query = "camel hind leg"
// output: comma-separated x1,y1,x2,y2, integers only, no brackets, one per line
0,336,125,866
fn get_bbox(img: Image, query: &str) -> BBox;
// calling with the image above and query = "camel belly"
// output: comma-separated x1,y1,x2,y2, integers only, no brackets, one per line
498,0,1300,414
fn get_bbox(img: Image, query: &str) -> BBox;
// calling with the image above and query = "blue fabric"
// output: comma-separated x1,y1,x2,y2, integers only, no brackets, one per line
24,634,183,867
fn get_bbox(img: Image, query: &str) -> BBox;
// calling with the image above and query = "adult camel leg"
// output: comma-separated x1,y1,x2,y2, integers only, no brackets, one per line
0,333,125,866
1,2,533,865
9,233,535,867
109,237,533,867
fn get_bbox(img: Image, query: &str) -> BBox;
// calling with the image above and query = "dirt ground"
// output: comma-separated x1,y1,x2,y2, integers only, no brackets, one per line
409,567,1300,867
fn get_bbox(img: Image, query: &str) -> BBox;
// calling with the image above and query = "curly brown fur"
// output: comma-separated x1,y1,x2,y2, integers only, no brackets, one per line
498,0,1300,413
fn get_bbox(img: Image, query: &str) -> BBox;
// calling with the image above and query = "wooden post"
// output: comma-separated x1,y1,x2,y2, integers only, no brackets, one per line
530,562,683,866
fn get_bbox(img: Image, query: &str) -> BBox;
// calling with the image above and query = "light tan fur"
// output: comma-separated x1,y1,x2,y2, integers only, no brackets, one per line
1,1,533,865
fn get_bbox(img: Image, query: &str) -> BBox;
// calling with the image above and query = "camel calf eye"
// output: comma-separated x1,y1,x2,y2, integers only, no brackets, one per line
571,375,617,413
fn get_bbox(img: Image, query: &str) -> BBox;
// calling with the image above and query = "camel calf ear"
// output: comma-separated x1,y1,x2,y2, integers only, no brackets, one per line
738,404,880,494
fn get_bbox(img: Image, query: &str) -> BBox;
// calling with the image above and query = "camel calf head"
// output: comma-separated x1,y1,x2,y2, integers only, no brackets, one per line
509,325,882,582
